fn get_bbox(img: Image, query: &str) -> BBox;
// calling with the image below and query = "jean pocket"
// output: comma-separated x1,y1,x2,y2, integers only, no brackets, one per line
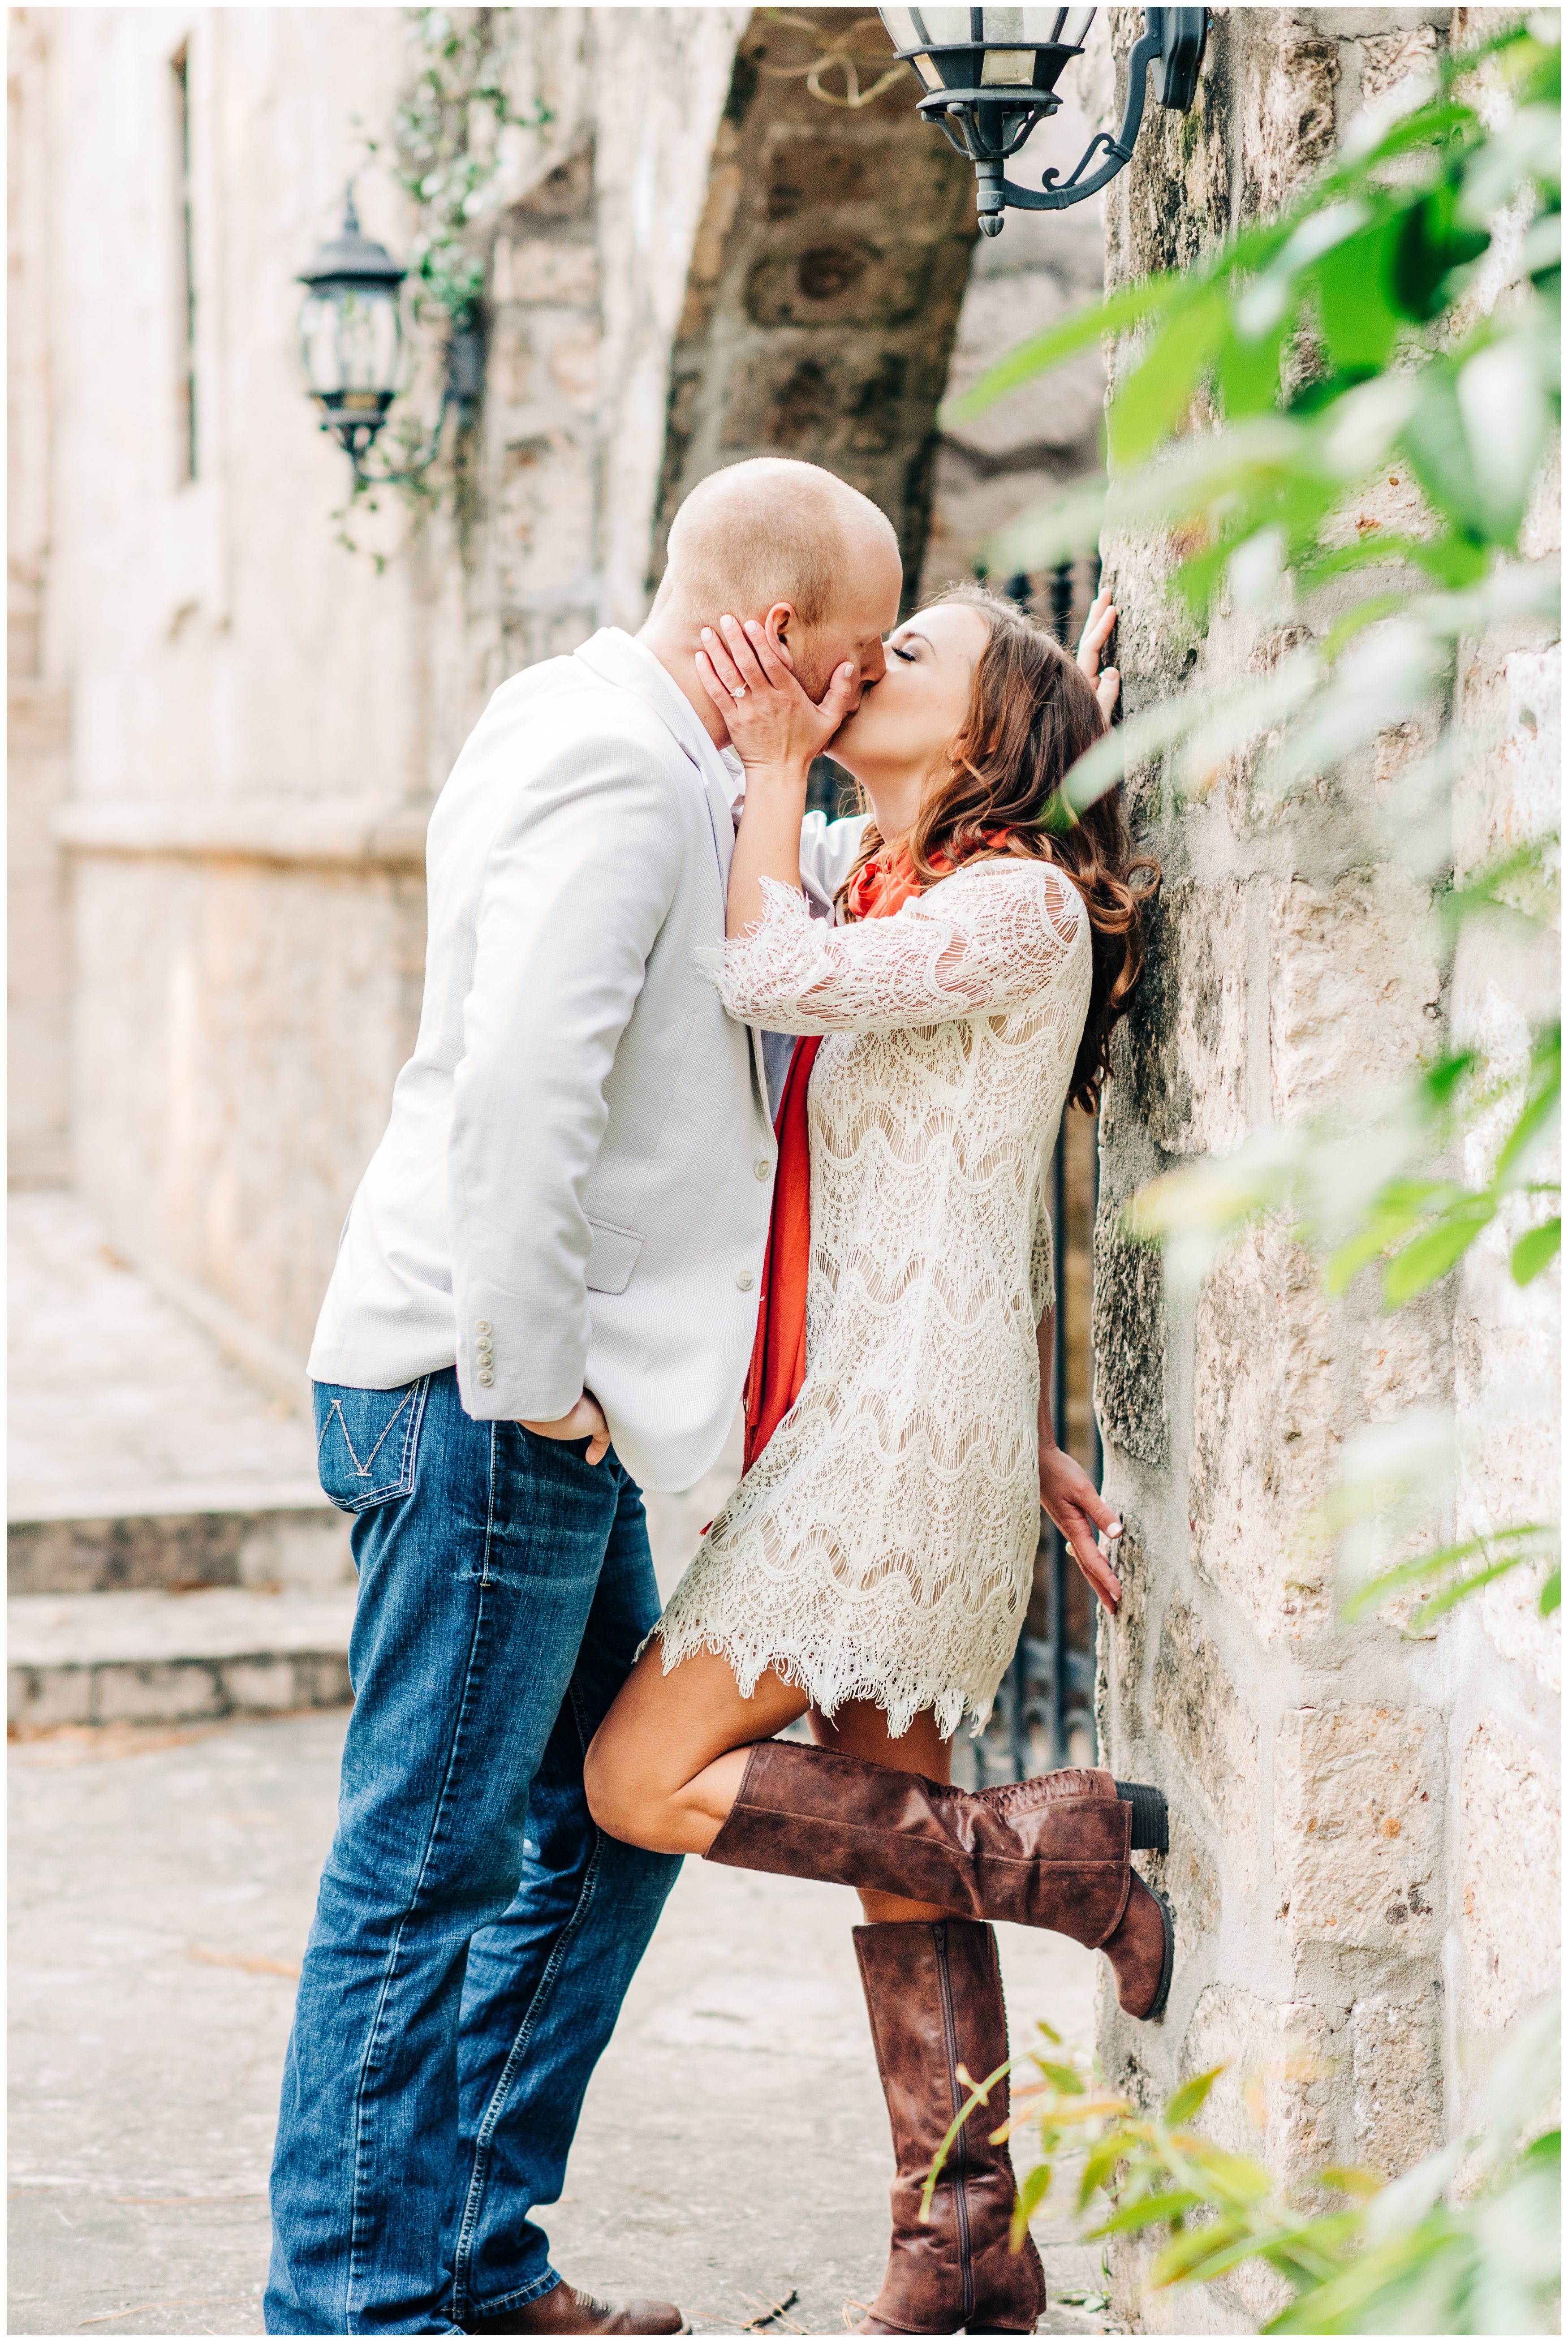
314,1377,431,1515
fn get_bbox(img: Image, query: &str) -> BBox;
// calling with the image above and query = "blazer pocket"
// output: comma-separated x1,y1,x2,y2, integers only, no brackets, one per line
585,1216,644,1295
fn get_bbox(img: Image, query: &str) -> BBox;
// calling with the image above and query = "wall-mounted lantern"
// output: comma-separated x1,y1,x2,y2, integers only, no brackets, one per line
297,192,483,485
875,6,1208,235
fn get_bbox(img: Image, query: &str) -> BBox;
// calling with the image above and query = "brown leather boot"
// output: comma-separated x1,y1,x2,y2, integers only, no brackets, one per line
465,2280,687,2334
706,1745,1173,2020
853,1918,1045,2336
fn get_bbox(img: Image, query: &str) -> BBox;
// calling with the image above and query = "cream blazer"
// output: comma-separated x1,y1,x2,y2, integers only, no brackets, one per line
308,628,865,1494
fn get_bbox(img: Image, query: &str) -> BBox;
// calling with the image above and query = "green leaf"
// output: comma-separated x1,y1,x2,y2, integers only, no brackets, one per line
1091,2187,1206,2237
1513,1218,1563,1283
1108,290,1231,468
1541,1567,1561,1615
1381,1196,1497,1304
1393,176,1492,320
1313,214,1405,367
1034,2060,1087,2096
940,276,1183,428
1164,2067,1225,2127
1494,1026,1562,1183
1149,2214,1255,2287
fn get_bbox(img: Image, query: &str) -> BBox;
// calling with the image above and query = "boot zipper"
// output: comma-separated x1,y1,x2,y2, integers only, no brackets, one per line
933,1922,975,2328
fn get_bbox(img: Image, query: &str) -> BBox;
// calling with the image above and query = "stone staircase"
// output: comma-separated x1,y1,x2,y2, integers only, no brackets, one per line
8,1194,355,1733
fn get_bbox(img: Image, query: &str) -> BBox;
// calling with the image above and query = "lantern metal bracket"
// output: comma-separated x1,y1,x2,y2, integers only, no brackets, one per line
924,7,1208,236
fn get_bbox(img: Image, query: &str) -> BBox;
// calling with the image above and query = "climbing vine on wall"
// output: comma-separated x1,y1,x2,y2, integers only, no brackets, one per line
340,6,550,545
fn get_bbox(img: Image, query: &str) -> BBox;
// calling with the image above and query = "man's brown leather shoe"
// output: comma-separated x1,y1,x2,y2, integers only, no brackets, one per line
466,2280,687,2335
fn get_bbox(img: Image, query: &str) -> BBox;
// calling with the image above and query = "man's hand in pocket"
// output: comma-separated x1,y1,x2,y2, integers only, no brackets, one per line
520,1392,611,1465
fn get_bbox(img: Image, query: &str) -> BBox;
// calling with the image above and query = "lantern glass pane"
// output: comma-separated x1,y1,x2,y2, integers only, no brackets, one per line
878,5,922,49
980,47,1036,82
299,283,401,400
913,50,944,87
1058,7,1095,44
909,9,971,43
982,5,1076,35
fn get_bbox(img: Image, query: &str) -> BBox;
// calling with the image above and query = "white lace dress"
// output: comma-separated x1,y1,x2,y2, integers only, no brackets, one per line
653,857,1093,1738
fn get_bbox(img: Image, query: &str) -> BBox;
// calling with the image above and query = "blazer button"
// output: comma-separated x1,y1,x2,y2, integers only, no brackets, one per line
736,1270,755,1292
477,1370,495,1387
754,1159,772,1180
476,1320,492,1334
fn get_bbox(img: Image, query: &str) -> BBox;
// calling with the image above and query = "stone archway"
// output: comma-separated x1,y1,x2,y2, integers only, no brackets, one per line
649,8,979,610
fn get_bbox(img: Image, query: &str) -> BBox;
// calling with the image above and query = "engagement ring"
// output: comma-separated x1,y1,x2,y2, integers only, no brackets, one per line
733,684,747,697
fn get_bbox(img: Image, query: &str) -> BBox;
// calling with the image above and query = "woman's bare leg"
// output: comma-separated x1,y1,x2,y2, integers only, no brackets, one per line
583,1641,809,1855
809,1700,955,1926
584,1642,957,1926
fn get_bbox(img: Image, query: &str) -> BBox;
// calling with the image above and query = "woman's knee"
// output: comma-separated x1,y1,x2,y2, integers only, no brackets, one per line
582,1724,647,1845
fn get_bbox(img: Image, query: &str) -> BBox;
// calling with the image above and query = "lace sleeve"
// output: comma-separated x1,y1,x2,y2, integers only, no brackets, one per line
698,861,1089,1036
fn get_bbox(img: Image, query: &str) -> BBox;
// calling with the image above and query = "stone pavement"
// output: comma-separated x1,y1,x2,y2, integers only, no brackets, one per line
9,1711,1118,2339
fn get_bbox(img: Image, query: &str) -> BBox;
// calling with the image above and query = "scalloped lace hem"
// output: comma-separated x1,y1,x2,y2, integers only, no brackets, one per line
640,1616,996,1742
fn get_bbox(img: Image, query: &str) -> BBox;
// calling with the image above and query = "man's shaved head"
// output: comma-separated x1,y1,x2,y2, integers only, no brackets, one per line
657,458,900,630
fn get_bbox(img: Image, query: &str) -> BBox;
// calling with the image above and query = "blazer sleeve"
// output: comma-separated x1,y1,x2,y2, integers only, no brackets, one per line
448,726,686,1421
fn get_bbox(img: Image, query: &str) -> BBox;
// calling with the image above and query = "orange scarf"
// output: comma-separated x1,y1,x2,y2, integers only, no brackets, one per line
741,840,985,1472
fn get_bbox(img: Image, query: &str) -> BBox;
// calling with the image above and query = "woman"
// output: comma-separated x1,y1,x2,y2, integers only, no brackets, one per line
585,582,1163,2337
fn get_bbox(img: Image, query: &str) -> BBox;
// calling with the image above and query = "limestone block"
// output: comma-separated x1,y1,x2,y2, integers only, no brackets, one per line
1359,1309,1452,1422
1460,1715,1560,2034
1179,1984,1337,2325
1238,19,1340,222
1091,1217,1166,1465
1452,646,1563,883
1269,870,1442,1125
743,239,932,331
1152,1600,1260,1893
1127,877,1249,1158
1359,26,1440,103
492,237,599,307
1351,1990,1444,2177
1316,459,1438,553
1184,1983,1338,2181
1275,1703,1442,1953
1189,1221,1338,1642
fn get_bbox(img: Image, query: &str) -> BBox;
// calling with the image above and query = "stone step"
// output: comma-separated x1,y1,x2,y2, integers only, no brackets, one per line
7,1483,352,1596
8,1585,357,1732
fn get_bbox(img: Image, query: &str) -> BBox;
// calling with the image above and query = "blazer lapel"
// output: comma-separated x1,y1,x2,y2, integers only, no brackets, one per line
574,629,733,893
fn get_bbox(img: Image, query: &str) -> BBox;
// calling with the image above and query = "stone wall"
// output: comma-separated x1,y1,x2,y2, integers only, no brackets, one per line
1090,9,1561,2328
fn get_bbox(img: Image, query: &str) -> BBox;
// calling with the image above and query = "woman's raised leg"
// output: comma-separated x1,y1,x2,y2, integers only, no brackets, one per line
582,1640,807,1853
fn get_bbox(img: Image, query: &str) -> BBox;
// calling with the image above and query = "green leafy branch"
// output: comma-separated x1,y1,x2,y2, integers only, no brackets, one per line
1129,1023,1561,1308
949,18,1560,835
922,2007,1560,2334
338,6,551,542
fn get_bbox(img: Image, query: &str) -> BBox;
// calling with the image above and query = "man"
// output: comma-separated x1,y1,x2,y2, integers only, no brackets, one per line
266,458,904,2336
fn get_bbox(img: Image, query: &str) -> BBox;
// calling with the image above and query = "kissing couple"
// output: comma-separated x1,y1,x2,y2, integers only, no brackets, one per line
267,457,1166,2338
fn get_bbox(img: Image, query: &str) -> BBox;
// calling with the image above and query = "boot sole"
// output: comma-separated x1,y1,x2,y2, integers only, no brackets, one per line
1139,1880,1175,2023
1114,1780,1168,1851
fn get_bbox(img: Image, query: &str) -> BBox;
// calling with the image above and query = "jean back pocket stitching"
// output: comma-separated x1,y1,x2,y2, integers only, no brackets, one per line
395,1376,431,1488
316,1388,414,1485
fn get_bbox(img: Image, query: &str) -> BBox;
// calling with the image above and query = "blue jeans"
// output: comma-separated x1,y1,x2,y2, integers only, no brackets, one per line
265,1369,681,2335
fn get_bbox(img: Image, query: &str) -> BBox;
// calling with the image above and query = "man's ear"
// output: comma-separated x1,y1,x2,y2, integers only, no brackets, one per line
762,600,797,669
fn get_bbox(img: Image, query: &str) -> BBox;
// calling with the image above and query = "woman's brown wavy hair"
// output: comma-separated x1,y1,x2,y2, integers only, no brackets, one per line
836,579,1159,1111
